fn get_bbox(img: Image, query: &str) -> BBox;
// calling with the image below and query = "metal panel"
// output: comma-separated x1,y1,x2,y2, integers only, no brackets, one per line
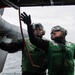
0,0,75,8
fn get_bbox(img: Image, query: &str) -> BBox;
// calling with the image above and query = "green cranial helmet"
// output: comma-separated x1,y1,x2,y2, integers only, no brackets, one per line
51,25,67,36
32,23,45,35
32,23,44,30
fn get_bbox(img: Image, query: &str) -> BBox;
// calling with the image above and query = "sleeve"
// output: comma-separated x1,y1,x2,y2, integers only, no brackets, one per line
27,25,49,54
74,45,75,59
0,40,24,53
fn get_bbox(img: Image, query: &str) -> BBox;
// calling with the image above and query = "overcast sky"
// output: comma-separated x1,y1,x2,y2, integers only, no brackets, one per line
2,5,75,43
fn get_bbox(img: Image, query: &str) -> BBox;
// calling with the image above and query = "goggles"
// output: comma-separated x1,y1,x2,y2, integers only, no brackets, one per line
33,24,43,30
51,26,61,34
51,25,67,36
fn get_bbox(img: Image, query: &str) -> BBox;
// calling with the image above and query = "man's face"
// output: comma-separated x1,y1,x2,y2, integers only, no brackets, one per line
51,30,62,40
33,28,43,37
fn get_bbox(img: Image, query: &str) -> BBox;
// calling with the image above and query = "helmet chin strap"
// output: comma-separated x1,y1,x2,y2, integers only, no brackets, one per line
36,34,42,38
18,7,39,68
53,36,66,44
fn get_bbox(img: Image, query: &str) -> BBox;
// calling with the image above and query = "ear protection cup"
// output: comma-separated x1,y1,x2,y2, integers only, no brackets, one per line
61,29,67,36
64,30,67,36
42,30,45,35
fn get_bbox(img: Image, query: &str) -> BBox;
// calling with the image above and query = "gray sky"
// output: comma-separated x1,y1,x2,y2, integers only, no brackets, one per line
2,5,75,43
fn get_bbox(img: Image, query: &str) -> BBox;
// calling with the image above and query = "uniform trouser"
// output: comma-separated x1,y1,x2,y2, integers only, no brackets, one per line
22,71,46,75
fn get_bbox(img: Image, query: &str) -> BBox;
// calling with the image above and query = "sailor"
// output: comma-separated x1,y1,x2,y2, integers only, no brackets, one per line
0,23,47,75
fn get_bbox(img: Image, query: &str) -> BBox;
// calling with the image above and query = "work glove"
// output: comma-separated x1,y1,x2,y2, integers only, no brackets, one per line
20,12,31,25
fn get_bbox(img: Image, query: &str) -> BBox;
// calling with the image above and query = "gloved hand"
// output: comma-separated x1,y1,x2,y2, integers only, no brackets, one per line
20,12,31,25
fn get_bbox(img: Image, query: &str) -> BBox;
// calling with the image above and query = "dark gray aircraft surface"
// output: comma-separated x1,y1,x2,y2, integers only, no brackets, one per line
0,0,75,7
0,8,28,40
0,8,28,73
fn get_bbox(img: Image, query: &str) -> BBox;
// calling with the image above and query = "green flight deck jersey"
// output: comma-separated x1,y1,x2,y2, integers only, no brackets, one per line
22,38,47,73
48,41,75,75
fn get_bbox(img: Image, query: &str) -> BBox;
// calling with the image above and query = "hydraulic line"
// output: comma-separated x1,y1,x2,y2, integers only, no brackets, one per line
18,7,39,68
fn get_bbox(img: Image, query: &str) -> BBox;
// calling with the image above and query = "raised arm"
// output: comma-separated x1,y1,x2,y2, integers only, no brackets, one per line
0,40,24,53
21,12,49,53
